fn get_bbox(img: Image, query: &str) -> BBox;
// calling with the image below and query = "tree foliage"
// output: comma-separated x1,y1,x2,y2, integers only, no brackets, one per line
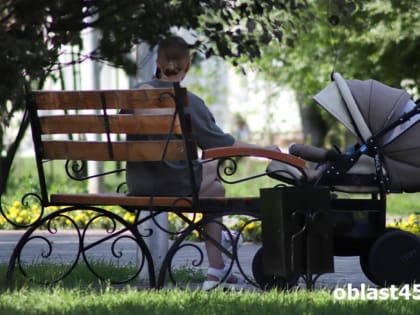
255,0,419,146
0,0,307,121
0,0,309,187
3,0,415,185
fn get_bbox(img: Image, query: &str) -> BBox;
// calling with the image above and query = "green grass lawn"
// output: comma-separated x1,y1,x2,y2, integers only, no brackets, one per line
1,262,420,315
387,193,420,217
1,286,419,315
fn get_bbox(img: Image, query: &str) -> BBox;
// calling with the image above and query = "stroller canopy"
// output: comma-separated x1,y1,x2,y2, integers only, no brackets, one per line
313,73,419,192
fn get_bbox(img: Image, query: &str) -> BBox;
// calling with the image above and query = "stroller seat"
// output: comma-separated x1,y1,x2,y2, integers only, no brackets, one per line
267,148,379,193
268,72,419,194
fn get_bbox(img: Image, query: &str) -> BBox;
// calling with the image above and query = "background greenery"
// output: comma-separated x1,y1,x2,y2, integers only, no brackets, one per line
2,156,420,234
3,0,418,194
254,0,419,147
0,0,308,189
5,157,420,216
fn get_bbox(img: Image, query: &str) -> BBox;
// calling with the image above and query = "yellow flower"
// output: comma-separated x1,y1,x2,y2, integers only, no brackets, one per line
387,215,420,238
123,212,135,224
12,201,21,208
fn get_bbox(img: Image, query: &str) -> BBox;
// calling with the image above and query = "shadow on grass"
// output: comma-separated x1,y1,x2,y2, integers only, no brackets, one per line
0,261,206,291
0,260,141,290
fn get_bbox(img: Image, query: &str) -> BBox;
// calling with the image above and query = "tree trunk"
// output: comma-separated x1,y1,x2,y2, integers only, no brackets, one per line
0,110,30,195
0,157,7,195
298,99,328,147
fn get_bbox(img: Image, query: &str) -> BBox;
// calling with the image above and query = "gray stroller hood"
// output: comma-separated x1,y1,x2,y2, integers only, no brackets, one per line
314,73,418,192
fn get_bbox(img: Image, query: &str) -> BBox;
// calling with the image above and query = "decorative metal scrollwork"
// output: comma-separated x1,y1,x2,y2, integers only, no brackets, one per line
165,242,205,285
149,197,197,237
13,212,82,285
65,160,87,180
6,206,155,287
0,192,44,228
215,157,305,185
216,158,239,184
230,217,261,287
79,211,147,284
116,182,128,194
7,203,306,290
157,212,263,289
65,160,125,181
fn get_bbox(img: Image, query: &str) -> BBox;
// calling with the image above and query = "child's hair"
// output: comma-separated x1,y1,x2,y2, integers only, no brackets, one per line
157,36,190,77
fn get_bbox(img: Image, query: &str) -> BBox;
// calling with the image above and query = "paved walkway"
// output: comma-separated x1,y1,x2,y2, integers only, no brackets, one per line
0,230,374,289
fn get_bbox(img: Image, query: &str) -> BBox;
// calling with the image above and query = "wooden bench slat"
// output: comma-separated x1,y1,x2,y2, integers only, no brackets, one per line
39,114,182,135
51,193,193,207
42,140,189,161
50,193,260,210
33,88,187,110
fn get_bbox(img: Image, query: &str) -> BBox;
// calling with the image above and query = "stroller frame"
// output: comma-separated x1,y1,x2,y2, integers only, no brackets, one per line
265,73,420,287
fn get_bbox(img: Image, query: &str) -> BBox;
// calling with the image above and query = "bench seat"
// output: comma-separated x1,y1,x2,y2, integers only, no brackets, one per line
50,193,260,212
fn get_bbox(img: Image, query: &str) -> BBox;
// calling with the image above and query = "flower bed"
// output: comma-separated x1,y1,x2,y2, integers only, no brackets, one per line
387,214,420,237
2,201,419,242
0,201,136,229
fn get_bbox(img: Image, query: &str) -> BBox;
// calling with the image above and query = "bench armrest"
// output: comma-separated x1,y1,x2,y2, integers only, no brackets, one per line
202,146,306,169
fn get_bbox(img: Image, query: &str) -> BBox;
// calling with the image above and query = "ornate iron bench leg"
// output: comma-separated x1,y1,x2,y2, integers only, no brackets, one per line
6,206,156,288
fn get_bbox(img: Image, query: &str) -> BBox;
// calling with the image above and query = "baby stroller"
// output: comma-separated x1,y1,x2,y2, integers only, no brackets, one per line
265,72,420,286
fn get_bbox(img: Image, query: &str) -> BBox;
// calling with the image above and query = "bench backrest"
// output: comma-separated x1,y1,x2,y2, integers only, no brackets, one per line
27,84,198,203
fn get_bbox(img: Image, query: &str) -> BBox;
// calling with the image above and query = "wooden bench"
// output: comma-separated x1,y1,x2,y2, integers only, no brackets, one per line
6,83,305,288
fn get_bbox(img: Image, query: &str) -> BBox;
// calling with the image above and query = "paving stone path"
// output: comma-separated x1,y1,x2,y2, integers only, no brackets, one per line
0,230,374,289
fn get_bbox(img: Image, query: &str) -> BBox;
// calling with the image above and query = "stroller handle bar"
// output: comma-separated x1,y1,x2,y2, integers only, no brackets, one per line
289,143,340,163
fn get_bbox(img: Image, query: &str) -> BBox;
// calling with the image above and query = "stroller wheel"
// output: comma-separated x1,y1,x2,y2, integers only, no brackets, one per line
252,247,299,290
359,245,377,284
368,229,420,286
359,228,398,284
